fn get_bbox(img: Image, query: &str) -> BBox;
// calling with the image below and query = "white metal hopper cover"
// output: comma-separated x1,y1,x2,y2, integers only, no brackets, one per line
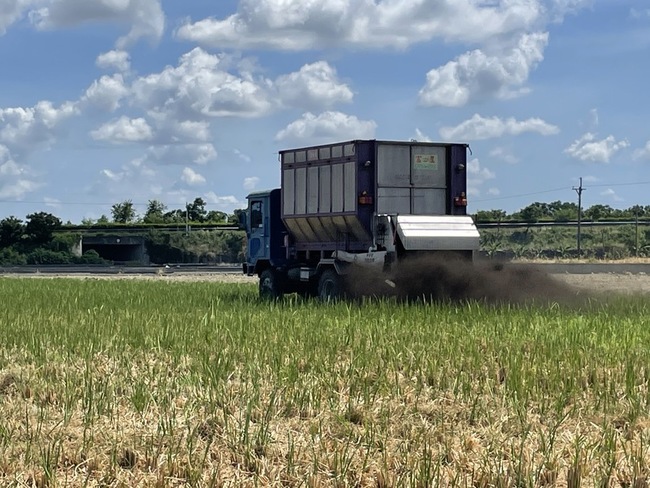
394,215,480,251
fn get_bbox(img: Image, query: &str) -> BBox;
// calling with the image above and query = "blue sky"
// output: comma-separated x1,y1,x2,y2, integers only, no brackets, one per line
0,0,649,223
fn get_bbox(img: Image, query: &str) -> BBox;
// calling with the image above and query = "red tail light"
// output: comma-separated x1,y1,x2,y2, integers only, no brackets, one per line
358,191,373,205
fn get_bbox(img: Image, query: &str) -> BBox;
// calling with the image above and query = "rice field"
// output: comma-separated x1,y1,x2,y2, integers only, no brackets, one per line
0,277,649,487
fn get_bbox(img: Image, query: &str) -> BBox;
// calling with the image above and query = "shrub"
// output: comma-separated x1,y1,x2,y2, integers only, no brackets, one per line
72,249,108,265
0,247,27,265
26,249,72,265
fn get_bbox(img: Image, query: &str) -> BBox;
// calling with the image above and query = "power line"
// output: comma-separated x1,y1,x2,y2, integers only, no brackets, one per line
472,186,569,203
473,179,650,204
2,180,650,208
0,200,238,207
587,180,650,188
0,201,131,206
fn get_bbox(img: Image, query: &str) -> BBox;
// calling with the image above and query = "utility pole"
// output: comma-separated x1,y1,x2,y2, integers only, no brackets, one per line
573,177,586,256
185,202,190,234
635,209,639,257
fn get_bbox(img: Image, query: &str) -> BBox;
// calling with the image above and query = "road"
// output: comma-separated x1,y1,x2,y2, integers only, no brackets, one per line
2,261,650,276
3,262,649,295
0,264,243,275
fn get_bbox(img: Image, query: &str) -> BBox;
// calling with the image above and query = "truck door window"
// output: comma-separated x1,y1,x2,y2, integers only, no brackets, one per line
250,201,263,228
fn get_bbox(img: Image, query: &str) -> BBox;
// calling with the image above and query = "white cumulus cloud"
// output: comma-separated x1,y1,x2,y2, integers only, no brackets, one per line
564,133,629,163
0,100,78,153
0,143,39,199
419,32,549,107
146,114,212,143
28,0,165,48
275,111,377,144
181,167,206,186
275,61,353,110
101,168,124,182
243,177,259,191
204,192,244,210
131,49,353,120
467,158,496,197
139,143,218,166
234,149,251,163
91,116,154,143
96,50,131,72
175,0,544,51
81,74,129,112
600,188,623,202
0,159,22,176
413,128,432,142
489,146,520,164
0,145,21,176
0,178,41,200
633,141,650,161
131,47,273,119
440,114,559,141
0,0,34,35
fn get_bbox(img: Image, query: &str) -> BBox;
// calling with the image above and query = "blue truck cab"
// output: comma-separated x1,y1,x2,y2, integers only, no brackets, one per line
242,189,287,278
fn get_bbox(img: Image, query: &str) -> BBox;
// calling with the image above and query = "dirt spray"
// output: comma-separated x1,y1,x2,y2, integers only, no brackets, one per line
343,255,589,307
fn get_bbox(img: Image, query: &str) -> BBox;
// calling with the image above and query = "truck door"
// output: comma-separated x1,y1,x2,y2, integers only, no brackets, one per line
247,198,269,266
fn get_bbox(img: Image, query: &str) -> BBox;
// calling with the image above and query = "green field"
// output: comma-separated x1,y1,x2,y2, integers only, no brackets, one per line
0,278,649,487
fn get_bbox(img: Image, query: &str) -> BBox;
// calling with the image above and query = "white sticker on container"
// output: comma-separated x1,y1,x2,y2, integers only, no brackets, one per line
413,154,438,170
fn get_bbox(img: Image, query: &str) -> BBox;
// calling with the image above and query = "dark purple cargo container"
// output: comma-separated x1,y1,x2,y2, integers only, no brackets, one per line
280,139,469,252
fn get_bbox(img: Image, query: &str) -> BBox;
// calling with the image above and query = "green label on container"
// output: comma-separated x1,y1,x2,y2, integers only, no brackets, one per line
413,154,438,170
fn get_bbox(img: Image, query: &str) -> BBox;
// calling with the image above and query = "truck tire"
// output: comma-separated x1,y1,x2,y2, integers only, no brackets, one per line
259,269,283,300
318,269,343,302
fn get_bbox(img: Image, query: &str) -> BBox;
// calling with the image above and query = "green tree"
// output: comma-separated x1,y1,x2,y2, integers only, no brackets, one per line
186,198,207,223
0,216,25,248
584,204,613,221
546,201,578,221
97,215,110,225
515,202,548,223
25,212,62,244
627,205,645,218
553,208,576,222
111,200,136,224
144,199,167,223
164,209,185,223
206,210,227,223
474,209,507,222
229,208,246,225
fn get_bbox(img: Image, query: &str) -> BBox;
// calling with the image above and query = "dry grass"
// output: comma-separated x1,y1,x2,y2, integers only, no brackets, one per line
0,277,649,486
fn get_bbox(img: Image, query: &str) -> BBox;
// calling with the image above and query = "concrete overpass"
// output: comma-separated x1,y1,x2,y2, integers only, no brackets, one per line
82,235,149,264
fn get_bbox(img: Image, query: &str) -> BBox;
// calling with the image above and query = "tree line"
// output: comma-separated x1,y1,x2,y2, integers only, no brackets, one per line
2,198,650,265
97,198,243,225
474,201,650,223
0,211,102,265
0,197,245,266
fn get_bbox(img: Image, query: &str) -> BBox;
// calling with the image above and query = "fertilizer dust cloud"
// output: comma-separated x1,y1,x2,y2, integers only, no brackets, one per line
343,255,589,307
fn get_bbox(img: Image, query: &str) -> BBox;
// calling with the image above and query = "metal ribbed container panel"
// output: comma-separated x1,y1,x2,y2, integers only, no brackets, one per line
376,142,448,215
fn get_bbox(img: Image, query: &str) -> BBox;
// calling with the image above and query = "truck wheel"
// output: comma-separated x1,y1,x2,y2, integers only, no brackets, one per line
259,269,283,300
318,269,343,302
